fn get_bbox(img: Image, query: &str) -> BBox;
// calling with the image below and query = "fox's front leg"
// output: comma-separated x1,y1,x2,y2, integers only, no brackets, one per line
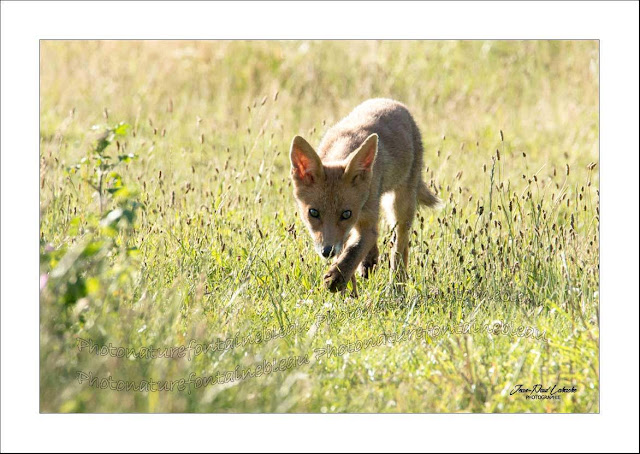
324,225,377,293
335,275,358,298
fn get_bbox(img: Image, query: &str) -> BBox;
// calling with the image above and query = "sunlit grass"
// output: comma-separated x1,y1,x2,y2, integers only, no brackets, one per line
40,40,599,413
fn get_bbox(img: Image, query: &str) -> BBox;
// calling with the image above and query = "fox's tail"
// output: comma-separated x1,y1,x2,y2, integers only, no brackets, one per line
417,180,443,209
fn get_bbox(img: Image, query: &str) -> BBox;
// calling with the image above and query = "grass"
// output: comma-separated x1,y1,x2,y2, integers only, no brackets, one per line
39,40,599,413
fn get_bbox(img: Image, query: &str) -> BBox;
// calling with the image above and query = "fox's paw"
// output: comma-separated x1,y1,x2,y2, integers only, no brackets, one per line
358,259,377,279
359,246,379,279
324,267,347,293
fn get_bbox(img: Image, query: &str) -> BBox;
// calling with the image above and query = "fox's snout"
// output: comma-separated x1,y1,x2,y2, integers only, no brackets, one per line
316,244,341,259
321,246,334,258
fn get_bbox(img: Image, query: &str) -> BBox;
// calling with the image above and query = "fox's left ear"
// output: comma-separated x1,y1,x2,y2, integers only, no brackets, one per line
344,133,378,183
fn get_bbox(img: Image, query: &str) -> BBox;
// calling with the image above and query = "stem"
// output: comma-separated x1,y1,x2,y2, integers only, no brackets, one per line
98,168,104,215
488,157,496,214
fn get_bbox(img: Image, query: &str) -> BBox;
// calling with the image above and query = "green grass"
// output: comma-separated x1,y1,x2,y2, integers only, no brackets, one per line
39,40,599,413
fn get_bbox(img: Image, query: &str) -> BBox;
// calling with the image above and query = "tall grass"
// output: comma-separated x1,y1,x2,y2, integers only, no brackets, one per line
40,40,599,412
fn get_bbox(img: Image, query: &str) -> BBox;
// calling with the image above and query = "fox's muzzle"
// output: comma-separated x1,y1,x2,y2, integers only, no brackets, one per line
316,244,342,259
321,246,335,258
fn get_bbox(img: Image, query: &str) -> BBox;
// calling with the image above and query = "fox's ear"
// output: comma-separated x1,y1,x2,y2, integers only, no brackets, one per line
290,136,324,184
344,133,378,183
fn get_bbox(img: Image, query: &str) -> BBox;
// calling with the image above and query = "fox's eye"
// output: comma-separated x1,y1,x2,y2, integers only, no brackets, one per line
309,208,320,218
341,210,352,220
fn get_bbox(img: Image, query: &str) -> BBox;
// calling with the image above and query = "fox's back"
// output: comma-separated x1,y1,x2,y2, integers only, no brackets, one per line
317,98,421,192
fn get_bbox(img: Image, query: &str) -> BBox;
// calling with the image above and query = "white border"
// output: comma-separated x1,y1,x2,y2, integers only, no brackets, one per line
2,1,639,453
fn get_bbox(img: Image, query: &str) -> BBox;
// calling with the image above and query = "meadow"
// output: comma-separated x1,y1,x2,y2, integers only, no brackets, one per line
39,40,599,413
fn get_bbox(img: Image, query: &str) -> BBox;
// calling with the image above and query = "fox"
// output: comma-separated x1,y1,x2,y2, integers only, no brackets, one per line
289,98,441,295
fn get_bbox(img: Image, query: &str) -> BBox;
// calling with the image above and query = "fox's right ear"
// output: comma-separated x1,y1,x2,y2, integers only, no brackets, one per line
290,136,324,184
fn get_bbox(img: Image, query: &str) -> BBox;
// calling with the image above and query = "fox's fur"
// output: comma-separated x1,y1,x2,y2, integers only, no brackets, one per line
290,98,441,295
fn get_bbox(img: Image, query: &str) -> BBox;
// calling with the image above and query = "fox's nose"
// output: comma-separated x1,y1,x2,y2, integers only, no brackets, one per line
321,246,335,258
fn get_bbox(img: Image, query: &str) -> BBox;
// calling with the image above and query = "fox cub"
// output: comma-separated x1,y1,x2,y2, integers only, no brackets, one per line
290,98,441,295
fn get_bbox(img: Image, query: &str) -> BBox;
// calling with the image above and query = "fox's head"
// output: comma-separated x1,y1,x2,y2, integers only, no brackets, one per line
289,133,378,259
